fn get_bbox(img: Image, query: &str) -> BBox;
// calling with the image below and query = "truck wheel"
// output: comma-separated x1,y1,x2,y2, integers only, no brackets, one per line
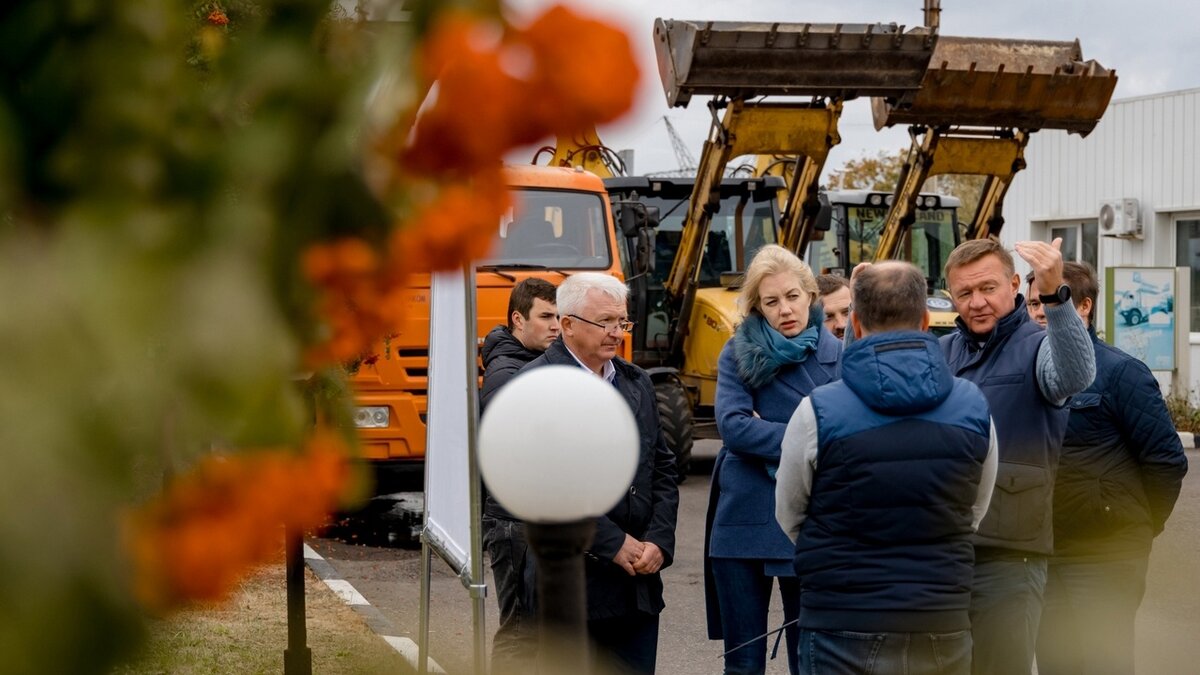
655,381,694,483
1129,309,1143,325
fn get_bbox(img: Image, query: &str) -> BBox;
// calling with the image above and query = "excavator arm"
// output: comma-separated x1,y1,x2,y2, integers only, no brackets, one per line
653,19,937,300
664,99,848,298
872,36,1117,259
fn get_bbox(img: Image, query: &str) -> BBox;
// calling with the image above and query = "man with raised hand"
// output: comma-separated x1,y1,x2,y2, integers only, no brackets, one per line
941,238,1095,675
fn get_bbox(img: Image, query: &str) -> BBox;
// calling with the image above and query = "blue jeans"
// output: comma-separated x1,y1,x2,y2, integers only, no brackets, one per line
1035,556,1149,675
969,555,1048,675
798,628,972,675
711,557,801,675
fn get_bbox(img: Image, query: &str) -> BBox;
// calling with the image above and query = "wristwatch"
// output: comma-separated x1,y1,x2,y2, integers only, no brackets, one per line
1038,284,1072,306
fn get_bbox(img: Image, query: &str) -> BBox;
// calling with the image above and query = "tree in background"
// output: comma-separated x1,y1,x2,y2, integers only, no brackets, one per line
0,1,638,672
825,149,987,230
825,149,906,192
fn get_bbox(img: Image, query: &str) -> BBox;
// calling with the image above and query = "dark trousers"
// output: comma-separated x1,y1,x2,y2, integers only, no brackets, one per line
1035,555,1149,675
798,628,972,675
969,555,1048,675
588,612,660,674
710,557,800,675
482,516,537,673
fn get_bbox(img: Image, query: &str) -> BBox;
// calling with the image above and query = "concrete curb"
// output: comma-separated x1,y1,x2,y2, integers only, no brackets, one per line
1179,431,1195,449
303,544,446,674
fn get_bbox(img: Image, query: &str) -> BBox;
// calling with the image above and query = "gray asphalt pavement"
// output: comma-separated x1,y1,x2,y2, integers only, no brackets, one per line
307,442,1200,674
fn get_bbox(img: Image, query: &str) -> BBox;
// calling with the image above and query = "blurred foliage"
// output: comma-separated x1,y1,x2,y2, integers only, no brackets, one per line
0,0,406,671
0,0,641,671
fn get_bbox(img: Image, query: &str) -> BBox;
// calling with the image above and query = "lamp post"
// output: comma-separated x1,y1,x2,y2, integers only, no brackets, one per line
478,366,639,675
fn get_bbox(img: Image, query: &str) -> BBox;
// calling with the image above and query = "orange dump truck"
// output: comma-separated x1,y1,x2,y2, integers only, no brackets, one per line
348,164,647,478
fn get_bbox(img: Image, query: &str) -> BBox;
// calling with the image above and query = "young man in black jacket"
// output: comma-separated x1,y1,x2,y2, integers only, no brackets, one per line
479,277,559,672
1030,262,1189,675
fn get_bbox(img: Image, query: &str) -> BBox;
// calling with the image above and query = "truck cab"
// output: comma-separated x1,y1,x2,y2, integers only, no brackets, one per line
350,165,626,469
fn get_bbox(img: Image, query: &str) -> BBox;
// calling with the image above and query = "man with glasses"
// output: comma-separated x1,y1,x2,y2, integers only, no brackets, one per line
522,272,680,674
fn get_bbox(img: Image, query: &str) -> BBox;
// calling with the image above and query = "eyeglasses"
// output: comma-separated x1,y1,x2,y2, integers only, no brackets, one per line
568,314,635,333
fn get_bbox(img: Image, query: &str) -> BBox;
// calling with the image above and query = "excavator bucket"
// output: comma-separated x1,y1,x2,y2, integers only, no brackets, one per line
654,19,938,107
872,36,1118,135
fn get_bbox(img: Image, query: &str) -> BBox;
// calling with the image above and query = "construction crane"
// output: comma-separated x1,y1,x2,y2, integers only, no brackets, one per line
660,116,698,176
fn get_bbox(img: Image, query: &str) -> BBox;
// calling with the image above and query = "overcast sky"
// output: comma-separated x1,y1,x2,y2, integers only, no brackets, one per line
504,0,1200,177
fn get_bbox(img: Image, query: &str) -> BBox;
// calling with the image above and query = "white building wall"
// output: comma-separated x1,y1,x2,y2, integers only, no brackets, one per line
1001,87,1200,392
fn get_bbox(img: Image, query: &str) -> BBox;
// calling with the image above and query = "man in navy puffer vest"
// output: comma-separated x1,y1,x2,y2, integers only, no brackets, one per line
777,262,998,675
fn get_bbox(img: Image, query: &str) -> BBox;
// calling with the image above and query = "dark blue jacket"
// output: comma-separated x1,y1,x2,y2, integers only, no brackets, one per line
1053,331,1189,560
522,338,679,620
703,312,841,638
708,322,841,560
941,296,1069,556
796,331,991,632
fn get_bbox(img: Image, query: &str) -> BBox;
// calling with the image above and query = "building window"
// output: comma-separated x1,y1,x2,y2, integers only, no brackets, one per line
1050,221,1098,270
1176,218,1200,332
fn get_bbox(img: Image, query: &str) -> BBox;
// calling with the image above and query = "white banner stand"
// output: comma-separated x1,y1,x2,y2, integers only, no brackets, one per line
418,264,486,674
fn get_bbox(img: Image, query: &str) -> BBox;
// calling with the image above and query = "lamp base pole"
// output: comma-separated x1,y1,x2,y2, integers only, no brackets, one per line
284,525,312,675
524,519,596,675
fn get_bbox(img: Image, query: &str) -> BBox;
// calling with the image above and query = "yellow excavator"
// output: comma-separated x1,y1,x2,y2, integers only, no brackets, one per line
655,17,1115,348
542,15,1117,472
646,19,939,441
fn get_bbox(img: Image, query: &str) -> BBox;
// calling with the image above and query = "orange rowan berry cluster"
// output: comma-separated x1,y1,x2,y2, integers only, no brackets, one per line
206,9,229,26
304,4,639,367
125,432,350,612
302,238,406,366
403,5,640,174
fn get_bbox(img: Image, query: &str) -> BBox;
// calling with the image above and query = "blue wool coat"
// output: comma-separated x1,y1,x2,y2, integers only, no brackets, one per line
704,317,840,637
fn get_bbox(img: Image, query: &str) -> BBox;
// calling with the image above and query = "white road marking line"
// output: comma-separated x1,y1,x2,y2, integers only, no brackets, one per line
383,636,447,674
322,578,370,606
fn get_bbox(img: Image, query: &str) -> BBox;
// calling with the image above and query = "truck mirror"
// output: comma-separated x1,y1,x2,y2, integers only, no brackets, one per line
619,203,660,237
636,229,656,275
814,193,832,231
614,201,662,236
642,205,661,230
618,203,640,237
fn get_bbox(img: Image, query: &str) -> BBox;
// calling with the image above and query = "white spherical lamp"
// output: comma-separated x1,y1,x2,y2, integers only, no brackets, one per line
478,365,639,523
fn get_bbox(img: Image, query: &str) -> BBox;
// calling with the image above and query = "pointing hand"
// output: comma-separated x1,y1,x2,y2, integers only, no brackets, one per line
1014,238,1064,297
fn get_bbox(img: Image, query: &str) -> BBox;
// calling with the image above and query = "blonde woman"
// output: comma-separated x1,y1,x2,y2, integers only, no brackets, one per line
704,245,841,674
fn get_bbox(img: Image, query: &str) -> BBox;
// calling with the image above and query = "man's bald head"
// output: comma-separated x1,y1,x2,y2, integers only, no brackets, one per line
852,262,929,335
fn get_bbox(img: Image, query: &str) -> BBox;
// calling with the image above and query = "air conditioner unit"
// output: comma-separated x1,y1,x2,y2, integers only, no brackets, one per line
1099,198,1142,238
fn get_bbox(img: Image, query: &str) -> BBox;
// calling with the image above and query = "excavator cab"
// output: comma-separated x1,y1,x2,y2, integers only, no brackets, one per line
811,189,962,335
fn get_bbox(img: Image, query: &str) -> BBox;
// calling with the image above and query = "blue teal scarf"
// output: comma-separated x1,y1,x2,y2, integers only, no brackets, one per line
732,305,823,389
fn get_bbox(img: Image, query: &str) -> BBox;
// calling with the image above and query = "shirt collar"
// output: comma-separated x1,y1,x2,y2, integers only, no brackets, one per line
563,343,616,383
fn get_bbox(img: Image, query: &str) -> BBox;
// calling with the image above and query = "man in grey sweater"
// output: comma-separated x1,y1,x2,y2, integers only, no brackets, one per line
939,238,1095,675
